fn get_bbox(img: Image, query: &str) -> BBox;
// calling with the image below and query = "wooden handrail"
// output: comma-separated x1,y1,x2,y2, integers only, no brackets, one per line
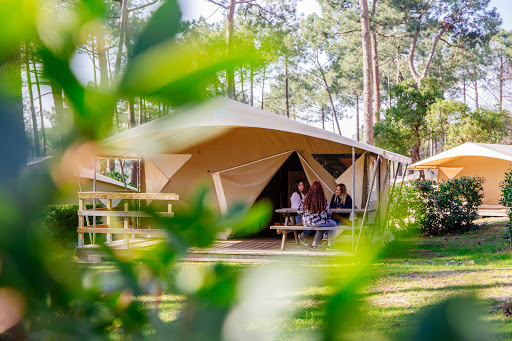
78,192,179,200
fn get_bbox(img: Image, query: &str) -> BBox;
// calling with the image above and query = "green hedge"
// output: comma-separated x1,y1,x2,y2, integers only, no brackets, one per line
41,204,104,247
500,168,512,240
389,176,484,236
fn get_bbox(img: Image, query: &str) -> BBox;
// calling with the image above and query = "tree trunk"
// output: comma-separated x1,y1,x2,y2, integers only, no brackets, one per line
500,54,503,111
31,45,46,155
408,26,449,86
371,31,380,121
321,106,325,130
359,0,373,145
250,66,254,106
97,27,109,88
463,75,466,105
356,94,360,141
285,55,290,118
50,79,64,149
114,0,128,80
261,65,266,110
91,36,97,87
240,67,246,103
317,53,341,135
108,159,116,172
411,141,421,164
138,97,142,126
225,0,236,99
24,44,40,156
128,99,136,128
475,78,479,109
396,45,401,83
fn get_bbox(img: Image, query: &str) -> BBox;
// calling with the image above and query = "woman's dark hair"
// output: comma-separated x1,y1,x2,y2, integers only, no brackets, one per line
292,179,304,196
303,181,326,214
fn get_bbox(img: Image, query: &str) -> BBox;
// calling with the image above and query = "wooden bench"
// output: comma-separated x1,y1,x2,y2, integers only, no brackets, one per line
270,224,350,250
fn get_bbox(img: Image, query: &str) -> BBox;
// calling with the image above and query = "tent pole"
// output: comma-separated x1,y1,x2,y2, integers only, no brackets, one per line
388,163,408,232
383,161,401,233
352,147,356,252
93,155,97,244
356,154,381,252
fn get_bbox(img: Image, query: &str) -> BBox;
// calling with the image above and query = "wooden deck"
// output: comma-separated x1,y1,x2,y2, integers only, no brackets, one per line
75,236,355,263
477,205,508,217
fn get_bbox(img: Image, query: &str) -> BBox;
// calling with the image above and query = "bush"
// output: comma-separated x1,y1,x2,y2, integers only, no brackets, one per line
417,176,484,235
390,176,484,236
41,204,103,247
500,168,512,240
388,182,426,237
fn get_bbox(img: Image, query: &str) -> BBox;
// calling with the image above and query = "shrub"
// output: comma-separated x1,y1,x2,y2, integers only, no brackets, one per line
388,182,426,237
41,204,103,247
389,176,484,236
500,167,512,240
416,176,484,235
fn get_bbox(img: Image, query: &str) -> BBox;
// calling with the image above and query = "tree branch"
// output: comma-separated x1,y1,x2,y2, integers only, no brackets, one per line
128,0,159,12
206,0,228,9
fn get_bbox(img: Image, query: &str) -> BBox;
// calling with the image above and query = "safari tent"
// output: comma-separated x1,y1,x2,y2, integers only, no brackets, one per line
410,142,512,205
97,97,411,245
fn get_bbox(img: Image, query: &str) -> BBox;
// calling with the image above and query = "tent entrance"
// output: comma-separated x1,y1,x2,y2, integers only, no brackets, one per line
253,152,308,236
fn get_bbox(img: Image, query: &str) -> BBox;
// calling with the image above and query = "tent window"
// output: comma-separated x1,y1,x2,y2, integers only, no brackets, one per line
312,154,363,179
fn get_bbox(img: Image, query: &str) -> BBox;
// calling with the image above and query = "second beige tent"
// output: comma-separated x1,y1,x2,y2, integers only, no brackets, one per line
410,143,512,205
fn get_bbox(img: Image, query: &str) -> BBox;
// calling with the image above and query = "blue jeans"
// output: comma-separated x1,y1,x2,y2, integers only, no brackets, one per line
304,220,338,246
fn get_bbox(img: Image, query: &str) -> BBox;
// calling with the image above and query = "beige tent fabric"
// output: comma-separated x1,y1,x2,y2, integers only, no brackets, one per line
410,143,512,205
438,166,465,180
336,153,366,208
297,153,335,197
101,97,411,164
437,156,512,205
97,97,411,245
145,154,191,193
212,151,293,214
410,142,512,169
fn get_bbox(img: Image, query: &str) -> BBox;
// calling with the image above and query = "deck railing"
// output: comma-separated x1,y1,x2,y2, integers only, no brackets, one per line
77,192,178,249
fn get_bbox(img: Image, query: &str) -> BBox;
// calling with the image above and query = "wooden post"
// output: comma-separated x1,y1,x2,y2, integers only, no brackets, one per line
106,198,112,243
78,198,85,247
124,202,129,249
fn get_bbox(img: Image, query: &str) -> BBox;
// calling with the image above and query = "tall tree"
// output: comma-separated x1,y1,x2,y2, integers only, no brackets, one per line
358,0,374,144
24,43,40,156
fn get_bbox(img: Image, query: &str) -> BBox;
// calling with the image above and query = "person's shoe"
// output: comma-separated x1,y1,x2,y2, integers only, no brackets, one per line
327,245,338,251
298,233,309,246
311,244,321,251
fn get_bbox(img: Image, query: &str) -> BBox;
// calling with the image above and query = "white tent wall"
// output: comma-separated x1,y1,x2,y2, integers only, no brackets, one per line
212,151,293,214
336,152,367,209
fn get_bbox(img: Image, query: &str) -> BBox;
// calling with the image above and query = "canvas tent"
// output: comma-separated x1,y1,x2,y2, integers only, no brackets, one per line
410,142,512,205
98,97,411,245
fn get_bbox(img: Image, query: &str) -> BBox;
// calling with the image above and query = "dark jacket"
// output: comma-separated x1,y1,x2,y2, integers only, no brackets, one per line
330,194,353,219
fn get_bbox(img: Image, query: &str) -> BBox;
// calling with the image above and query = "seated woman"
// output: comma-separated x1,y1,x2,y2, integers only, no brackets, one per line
330,183,353,225
290,179,305,224
297,181,337,250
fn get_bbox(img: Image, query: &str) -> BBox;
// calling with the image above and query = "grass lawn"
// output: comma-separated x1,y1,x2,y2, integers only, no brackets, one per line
86,221,512,340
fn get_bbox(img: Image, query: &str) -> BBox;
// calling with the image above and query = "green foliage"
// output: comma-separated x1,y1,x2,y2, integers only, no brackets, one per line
388,183,426,237
374,78,444,160
100,170,133,187
446,107,510,148
415,177,485,236
499,167,512,239
41,204,103,247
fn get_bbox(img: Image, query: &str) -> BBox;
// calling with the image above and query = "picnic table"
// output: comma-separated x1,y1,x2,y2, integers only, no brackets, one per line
271,207,373,250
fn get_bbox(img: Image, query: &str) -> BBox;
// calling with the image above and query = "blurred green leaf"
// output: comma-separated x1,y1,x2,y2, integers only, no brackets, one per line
132,0,183,58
